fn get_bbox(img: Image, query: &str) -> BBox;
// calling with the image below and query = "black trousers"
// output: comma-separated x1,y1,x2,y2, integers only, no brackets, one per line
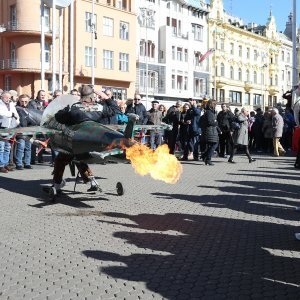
219,131,233,157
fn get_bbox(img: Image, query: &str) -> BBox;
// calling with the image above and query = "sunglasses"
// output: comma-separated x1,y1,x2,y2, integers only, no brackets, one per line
134,98,141,100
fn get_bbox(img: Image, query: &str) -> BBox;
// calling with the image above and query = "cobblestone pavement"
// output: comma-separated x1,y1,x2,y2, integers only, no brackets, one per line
0,154,299,299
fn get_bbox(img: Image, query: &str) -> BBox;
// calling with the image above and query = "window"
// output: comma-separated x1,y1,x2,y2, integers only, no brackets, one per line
184,76,188,90
119,21,129,40
172,46,175,60
230,43,234,55
85,12,97,32
194,78,205,96
9,43,16,68
238,68,242,81
230,66,234,79
172,18,177,35
281,51,284,61
238,45,242,57
85,47,96,67
253,94,262,105
229,91,241,103
44,6,50,31
246,47,250,59
220,63,225,76
254,50,258,61
253,71,257,84
192,24,203,41
287,52,291,63
184,49,188,62
177,47,183,61
282,70,285,81
219,89,225,101
244,93,250,105
119,52,129,71
288,71,291,82
246,69,250,82
103,17,113,36
45,42,50,65
275,74,278,85
10,5,17,28
172,75,175,89
220,39,224,51
103,50,113,69
177,75,183,90
4,75,12,91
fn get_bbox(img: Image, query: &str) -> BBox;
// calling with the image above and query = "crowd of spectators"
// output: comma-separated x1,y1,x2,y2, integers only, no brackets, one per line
0,86,299,174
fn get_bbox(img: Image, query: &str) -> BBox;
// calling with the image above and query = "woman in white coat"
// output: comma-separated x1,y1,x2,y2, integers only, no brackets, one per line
0,91,20,173
228,107,256,163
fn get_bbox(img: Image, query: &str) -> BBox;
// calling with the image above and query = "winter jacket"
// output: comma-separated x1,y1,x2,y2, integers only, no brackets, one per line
234,113,249,146
125,103,148,125
272,113,284,138
0,100,20,128
202,108,219,143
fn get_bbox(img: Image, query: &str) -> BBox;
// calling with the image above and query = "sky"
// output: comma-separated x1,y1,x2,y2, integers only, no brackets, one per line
222,0,298,33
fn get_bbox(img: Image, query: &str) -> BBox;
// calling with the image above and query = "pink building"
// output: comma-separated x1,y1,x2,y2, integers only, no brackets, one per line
0,0,136,100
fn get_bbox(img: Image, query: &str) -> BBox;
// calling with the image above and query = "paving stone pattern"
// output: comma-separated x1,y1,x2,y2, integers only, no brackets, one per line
0,155,299,299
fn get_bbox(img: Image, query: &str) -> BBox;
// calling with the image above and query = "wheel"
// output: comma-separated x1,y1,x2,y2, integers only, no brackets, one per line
42,186,56,202
116,182,124,196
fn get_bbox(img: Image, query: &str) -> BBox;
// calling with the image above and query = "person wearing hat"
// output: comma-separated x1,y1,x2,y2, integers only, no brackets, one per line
147,100,163,150
52,84,121,192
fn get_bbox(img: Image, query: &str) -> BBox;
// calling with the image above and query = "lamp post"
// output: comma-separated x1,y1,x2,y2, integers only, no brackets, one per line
40,0,45,90
261,63,267,109
214,28,217,100
91,0,95,86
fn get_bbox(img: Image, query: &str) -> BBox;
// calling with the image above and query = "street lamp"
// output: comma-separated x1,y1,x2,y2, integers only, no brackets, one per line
261,63,267,109
91,0,95,86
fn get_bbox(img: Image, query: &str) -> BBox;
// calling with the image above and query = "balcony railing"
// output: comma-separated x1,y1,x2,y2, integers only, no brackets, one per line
1,21,52,34
0,59,51,71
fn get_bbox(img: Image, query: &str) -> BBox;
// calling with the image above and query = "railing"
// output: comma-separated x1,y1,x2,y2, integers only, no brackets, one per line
0,59,51,70
2,21,53,34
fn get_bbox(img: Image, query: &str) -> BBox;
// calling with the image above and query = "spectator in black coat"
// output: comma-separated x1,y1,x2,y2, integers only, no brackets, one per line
201,100,220,165
125,93,148,125
217,103,235,158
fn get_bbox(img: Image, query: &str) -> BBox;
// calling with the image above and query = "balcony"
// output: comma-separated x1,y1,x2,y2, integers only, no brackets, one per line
244,81,253,92
268,85,280,95
0,21,53,36
0,59,51,72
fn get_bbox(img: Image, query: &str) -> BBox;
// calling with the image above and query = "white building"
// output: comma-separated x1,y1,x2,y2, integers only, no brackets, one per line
136,0,210,108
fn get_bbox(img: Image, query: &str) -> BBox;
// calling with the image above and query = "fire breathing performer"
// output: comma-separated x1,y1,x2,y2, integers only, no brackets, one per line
52,85,121,193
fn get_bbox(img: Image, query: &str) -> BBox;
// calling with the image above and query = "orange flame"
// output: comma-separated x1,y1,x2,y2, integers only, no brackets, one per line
125,143,182,184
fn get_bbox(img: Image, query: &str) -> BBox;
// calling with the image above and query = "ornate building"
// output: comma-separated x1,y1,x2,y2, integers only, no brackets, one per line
208,0,288,110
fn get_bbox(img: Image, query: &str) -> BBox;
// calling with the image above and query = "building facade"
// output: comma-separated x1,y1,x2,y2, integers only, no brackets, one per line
0,0,137,100
208,0,294,110
136,0,210,108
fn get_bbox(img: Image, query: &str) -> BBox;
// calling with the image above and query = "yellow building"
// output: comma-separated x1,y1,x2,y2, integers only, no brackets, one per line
0,0,136,99
209,0,282,110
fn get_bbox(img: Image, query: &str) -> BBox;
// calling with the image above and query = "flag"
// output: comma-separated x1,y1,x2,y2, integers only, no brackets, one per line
199,48,215,63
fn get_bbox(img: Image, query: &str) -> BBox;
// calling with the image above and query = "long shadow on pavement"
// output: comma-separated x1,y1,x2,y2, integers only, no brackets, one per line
0,176,109,209
83,212,300,299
